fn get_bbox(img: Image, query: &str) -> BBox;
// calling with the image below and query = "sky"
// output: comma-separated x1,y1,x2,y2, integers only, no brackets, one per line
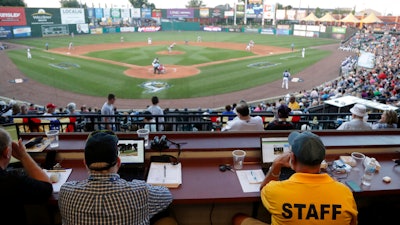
24,0,400,16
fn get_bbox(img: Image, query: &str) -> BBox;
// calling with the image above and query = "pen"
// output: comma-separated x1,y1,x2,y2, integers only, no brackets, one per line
46,170,66,172
250,171,257,181
164,165,166,178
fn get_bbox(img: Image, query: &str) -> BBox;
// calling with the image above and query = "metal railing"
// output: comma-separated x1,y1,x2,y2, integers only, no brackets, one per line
8,111,390,134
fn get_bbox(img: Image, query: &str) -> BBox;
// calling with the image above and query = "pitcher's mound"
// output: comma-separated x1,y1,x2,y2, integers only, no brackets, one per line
157,50,185,55
124,65,200,79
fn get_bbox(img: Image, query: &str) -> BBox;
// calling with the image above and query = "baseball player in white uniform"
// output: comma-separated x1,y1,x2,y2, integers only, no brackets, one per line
282,70,291,89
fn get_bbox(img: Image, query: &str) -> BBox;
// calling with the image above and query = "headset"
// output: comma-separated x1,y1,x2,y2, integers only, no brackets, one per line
150,135,186,165
150,135,169,151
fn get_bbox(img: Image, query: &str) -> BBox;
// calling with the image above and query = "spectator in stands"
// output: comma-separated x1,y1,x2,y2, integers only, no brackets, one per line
0,128,53,225
101,93,116,131
142,110,157,132
265,104,294,130
287,96,300,111
147,96,164,131
43,103,58,121
27,103,38,114
15,103,28,117
222,104,236,121
222,101,264,131
58,130,175,225
337,104,372,130
372,110,398,129
233,131,358,225
66,102,79,115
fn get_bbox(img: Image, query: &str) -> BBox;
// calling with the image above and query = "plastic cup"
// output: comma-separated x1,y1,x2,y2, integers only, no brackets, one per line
46,130,59,149
351,152,366,166
137,129,150,147
232,150,246,170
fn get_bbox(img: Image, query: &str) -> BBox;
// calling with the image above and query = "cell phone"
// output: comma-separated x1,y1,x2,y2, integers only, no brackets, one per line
345,180,362,192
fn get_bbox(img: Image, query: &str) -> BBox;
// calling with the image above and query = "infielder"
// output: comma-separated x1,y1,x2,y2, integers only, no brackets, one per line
282,70,291,89
27,48,32,59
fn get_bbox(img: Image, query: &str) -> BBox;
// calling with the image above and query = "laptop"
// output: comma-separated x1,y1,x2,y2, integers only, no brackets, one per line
117,139,146,181
260,137,295,180
1,124,26,174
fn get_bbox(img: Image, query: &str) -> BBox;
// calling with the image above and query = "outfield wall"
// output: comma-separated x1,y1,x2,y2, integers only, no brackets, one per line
0,6,351,40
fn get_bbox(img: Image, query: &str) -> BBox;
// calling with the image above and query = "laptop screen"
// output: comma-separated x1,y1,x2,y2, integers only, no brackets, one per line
261,137,290,163
117,139,145,164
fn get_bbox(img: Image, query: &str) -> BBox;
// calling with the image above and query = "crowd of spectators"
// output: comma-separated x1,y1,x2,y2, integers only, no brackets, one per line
1,31,399,131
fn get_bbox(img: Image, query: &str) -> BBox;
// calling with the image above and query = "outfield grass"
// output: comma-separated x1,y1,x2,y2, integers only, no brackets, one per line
6,32,339,100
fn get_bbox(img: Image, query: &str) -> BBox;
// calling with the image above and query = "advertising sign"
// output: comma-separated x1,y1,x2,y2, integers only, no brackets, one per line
200,8,209,18
167,9,194,18
94,8,103,19
332,26,346,34
0,26,12,38
263,4,275,19
0,7,26,26
61,8,85,24
26,8,61,25
141,8,151,18
103,8,110,18
111,8,121,18
13,26,31,37
131,8,140,18
121,8,130,18
246,0,263,18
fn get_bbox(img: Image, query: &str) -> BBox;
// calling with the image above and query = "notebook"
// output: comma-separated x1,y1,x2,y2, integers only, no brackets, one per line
260,137,295,180
117,139,146,181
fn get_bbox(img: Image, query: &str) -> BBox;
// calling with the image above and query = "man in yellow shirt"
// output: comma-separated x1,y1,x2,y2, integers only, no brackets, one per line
288,96,300,111
233,131,358,225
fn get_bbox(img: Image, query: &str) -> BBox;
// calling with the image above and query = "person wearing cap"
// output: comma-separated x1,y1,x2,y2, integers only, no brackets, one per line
265,104,294,130
233,131,358,225
0,128,53,225
337,104,372,130
58,131,175,225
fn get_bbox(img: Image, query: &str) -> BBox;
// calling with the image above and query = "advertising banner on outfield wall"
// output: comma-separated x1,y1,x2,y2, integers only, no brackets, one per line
0,7,26,26
103,8,111,18
200,8,209,18
167,9,194,18
61,8,85,24
0,26,12,38
13,26,31,38
26,8,61,25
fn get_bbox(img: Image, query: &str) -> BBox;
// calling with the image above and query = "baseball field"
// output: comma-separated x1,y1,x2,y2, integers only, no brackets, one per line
2,31,342,109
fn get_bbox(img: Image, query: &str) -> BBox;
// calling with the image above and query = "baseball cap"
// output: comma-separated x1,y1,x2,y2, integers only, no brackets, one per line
46,103,56,108
84,130,119,170
277,104,291,118
288,131,325,165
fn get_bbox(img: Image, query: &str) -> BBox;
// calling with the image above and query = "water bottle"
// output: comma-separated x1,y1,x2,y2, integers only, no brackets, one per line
361,159,376,186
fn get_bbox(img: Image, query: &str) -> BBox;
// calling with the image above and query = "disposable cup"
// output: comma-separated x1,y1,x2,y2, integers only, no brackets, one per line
232,150,246,170
137,129,150,147
46,130,59,149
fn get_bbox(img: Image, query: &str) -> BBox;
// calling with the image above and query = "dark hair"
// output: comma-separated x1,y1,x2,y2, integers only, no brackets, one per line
142,110,153,120
108,93,115,100
235,102,249,116
151,96,159,105
225,105,232,111
278,104,291,118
